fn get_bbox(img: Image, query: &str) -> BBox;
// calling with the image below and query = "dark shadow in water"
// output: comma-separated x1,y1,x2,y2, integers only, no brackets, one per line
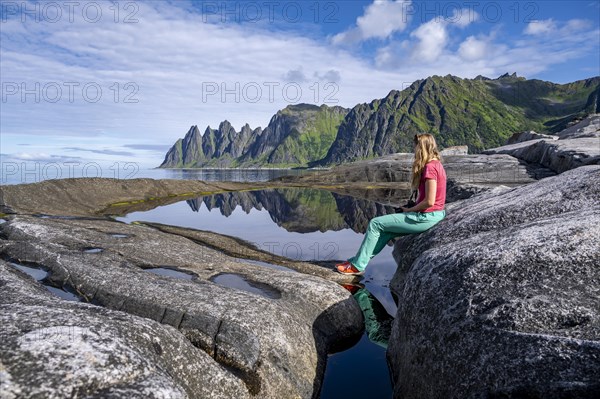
317,285,395,399
352,286,394,349
311,297,365,399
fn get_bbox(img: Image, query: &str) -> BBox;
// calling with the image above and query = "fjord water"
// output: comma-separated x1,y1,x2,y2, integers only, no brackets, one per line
118,187,398,398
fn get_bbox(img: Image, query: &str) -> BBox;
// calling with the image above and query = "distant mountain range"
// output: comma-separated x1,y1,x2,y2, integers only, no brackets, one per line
160,73,600,168
161,104,347,168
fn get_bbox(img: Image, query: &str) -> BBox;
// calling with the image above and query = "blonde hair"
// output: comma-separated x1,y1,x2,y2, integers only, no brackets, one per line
411,133,442,189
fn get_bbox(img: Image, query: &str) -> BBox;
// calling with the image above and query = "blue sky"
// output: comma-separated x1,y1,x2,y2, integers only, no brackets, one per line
1,0,599,176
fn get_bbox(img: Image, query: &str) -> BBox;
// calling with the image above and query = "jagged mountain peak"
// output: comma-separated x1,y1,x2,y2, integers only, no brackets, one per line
496,72,522,80
161,103,348,168
161,74,599,169
185,125,201,134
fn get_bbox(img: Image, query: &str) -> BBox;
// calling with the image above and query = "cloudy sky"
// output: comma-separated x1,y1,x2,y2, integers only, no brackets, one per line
1,0,599,176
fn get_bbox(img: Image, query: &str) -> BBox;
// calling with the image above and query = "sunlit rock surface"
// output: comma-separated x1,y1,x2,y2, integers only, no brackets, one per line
0,215,363,398
388,165,600,398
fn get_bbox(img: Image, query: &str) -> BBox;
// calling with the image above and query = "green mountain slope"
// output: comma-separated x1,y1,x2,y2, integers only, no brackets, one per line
161,74,599,168
315,74,599,165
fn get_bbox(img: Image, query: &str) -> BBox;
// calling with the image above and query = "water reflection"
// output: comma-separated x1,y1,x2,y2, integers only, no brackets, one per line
350,285,394,349
6,260,82,302
320,284,394,399
186,188,406,234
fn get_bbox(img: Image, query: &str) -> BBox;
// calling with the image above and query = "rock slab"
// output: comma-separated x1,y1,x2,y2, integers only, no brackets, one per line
0,215,363,398
387,165,600,398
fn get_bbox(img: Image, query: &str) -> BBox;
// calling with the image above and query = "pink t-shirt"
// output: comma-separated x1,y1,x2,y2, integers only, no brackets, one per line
416,159,446,212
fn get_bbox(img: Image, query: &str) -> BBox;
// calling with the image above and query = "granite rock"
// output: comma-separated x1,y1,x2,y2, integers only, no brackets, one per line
0,260,251,399
387,165,600,398
0,216,363,398
483,115,600,174
506,130,558,144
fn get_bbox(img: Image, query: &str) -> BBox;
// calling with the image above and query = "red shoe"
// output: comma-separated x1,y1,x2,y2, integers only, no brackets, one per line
340,282,365,294
335,261,365,276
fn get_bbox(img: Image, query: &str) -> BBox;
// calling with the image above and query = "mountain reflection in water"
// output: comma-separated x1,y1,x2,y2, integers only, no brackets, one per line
186,187,410,234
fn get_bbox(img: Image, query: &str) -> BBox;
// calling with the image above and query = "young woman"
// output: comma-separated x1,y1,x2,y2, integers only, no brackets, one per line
336,133,447,275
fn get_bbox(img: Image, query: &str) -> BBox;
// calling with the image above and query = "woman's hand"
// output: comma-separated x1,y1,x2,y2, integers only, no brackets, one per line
405,179,437,212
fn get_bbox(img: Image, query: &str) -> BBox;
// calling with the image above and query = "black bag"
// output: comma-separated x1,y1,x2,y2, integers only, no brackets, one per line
395,189,418,213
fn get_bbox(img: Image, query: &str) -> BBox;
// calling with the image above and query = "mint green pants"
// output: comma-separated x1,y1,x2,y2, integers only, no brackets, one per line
347,210,446,271
352,288,393,348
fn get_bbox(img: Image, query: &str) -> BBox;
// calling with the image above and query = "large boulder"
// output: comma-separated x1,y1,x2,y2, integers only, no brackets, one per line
482,138,599,173
388,165,600,398
557,114,599,139
483,114,600,174
0,216,363,398
0,260,250,399
506,130,558,144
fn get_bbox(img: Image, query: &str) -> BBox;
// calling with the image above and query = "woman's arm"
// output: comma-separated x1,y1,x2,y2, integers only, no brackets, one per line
401,179,436,212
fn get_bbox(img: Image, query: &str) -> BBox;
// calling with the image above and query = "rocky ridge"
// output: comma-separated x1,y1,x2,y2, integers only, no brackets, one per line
160,75,599,169
161,104,348,168
315,74,599,165
483,114,600,173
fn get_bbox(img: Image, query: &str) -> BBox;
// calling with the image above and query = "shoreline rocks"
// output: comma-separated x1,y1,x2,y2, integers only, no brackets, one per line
1,113,599,398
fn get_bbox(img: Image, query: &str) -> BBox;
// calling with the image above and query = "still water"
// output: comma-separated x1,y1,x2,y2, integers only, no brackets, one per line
118,187,399,398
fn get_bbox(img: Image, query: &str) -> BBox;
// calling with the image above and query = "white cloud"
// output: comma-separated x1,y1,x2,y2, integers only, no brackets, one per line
376,17,598,82
0,2,597,168
458,36,489,61
410,18,449,62
563,19,592,32
525,19,556,35
391,8,478,64
1,1,405,145
332,0,412,44
449,9,479,28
